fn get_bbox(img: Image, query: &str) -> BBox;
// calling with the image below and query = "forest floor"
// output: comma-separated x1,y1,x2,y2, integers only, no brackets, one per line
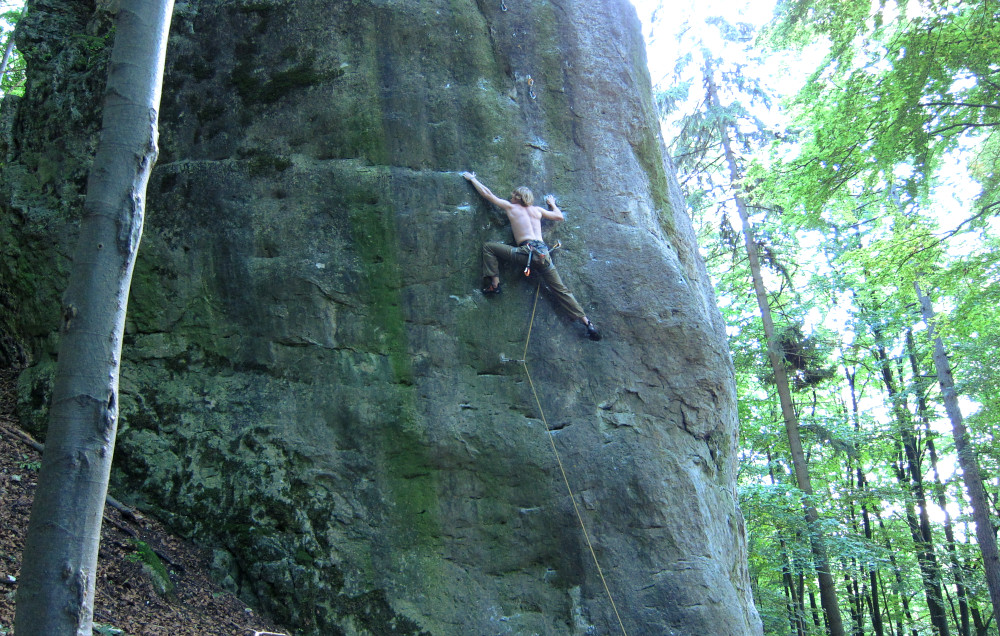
0,369,291,636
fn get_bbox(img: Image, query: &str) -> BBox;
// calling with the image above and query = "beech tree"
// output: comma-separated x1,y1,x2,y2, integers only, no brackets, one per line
760,0,1000,216
915,281,1000,623
757,0,1000,625
0,4,25,97
14,1,174,634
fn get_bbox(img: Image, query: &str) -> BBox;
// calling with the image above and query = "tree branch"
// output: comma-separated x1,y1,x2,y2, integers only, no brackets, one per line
921,101,1000,111
930,121,1000,135
894,206,997,268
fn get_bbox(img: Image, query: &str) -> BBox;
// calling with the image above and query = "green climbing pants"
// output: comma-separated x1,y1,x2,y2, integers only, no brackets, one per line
482,240,587,321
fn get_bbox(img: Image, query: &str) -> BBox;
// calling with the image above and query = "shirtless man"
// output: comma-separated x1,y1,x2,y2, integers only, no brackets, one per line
462,171,601,341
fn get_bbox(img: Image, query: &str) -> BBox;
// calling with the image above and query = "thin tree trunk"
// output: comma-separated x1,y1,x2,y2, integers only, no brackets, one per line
876,511,920,636
809,589,824,632
846,367,886,636
783,566,806,636
876,572,900,636
704,58,845,636
844,466,866,636
0,6,23,89
798,573,809,632
906,329,972,636
915,281,1000,622
969,606,990,636
767,451,807,636
876,344,951,635
0,31,15,88
844,568,862,636
14,2,174,634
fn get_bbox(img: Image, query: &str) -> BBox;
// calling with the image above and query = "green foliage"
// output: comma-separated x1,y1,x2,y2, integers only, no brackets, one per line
766,0,876,51
759,0,1000,216
16,455,40,471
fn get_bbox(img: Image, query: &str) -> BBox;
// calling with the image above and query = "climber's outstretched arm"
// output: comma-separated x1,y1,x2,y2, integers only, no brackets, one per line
541,195,564,221
462,172,512,210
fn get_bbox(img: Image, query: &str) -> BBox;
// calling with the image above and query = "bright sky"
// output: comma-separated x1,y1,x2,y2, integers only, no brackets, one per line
630,0,779,84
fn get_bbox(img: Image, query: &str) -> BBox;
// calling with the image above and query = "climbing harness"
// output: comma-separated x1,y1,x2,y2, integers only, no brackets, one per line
519,284,629,636
519,239,561,277
519,239,549,276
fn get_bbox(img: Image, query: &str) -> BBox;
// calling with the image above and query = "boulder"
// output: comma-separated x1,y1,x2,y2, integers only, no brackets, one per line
0,0,762,634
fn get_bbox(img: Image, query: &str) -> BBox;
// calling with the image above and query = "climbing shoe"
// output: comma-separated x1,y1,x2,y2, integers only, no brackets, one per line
585,321,602,341
482,281,501,295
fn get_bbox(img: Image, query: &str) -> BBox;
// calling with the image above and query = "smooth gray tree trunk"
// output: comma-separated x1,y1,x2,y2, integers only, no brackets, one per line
0,6,22,90
14,2,174,634
0,31,15,88
914,281,1000,625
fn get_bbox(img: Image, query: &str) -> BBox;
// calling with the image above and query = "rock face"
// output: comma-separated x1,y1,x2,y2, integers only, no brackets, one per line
0,1,762,634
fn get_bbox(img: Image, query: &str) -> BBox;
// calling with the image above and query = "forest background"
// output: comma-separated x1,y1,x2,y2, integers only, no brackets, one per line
1,0,998,635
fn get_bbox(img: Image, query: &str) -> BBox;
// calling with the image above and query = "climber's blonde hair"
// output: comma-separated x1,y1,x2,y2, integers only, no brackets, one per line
511,187,534,207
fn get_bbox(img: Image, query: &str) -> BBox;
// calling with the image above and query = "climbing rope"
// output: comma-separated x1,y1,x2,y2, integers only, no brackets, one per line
520,284,629,636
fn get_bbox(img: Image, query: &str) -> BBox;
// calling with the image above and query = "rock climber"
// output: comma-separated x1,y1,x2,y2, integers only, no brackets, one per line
462,171,601,341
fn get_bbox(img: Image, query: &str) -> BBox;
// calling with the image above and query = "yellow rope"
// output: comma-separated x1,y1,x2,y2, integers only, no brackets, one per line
521,283,629,636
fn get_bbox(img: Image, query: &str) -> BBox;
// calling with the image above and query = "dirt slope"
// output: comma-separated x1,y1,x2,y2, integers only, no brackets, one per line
0,370,290,636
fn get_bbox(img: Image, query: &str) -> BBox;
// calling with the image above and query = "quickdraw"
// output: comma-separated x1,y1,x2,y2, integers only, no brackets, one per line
526,75,536,99
521,239,552,277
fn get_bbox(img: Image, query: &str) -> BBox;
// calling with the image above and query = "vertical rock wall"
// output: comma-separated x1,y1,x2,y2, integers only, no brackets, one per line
0,0,762,633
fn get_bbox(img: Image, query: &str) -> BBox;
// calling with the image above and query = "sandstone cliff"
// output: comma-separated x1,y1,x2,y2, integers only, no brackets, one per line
0,0,762,633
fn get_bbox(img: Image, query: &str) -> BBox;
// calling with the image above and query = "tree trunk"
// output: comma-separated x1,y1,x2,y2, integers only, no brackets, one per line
844,567,863,636
783,566,805,636
0,30,15,88
809,588,824,631
768,452,807,636
844,465,866,636
846,367,885,636
0,6,22,90
970,606,990,636
876,511,920,636
14,2,174,634
876,345,951,635
914,281,1000,623
704,59,846,636
906,329,972,636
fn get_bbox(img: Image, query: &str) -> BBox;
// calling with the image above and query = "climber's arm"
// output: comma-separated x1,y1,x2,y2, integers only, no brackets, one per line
462,172,512,210
541,195,564,221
